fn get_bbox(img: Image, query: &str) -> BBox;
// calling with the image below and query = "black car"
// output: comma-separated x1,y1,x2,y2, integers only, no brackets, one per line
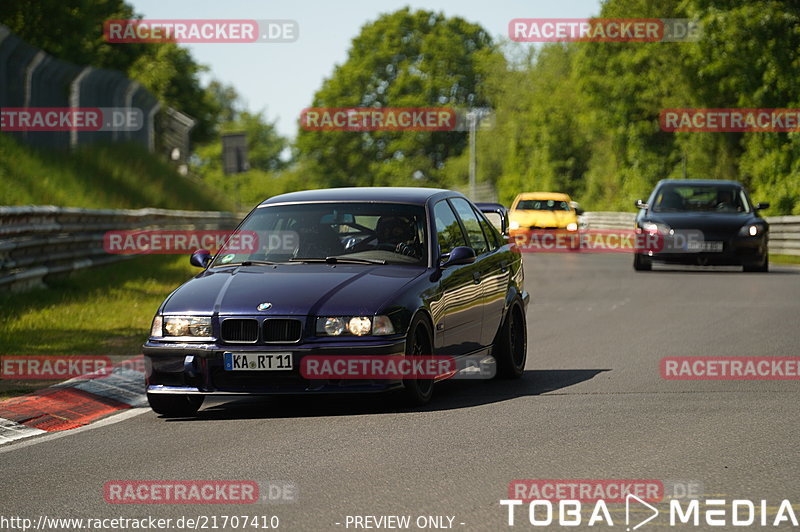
633,179,769,272
143,187,529,416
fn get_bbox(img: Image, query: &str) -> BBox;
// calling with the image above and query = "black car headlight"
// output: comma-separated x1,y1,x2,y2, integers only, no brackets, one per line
150,315,213,340
316,315,395,336
738,224,764,237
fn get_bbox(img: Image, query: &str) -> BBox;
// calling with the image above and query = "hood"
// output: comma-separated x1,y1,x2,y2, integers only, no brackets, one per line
511,209,577,228
162,264,426,317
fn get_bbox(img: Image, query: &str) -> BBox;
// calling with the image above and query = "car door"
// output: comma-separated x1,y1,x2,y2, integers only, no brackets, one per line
449,198,508,347
429,199,484,357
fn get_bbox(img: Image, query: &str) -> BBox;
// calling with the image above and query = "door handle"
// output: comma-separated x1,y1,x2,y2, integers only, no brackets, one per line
472,271,481,284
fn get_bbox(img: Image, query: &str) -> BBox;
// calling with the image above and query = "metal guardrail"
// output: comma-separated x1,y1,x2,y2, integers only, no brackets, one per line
579,211,800,256
0,206,243,291
2,206,797,292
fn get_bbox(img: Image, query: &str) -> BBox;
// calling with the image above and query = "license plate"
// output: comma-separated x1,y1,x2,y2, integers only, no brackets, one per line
223,352,293,371
687,240,723,252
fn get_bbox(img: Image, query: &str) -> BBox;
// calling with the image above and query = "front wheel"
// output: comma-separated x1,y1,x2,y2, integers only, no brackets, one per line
399,318,435,406
493,302,527,379
633,253,652,271
147,393,204,417
743,254,769,272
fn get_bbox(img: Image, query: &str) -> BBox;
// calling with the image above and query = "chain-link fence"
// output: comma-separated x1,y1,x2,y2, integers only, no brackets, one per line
0,23,192,158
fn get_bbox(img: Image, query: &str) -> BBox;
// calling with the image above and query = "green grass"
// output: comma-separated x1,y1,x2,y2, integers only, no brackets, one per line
0,133,233,210
770,254,800,265
0,255,199,398
0,255,197,358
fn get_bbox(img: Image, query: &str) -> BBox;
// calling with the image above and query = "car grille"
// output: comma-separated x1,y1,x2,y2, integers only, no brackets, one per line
263,319,302,343
221,319,259,343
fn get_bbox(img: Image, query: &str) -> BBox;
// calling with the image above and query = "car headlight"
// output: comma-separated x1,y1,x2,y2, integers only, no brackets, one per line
153,315,213,339
348,317,372,336
739,224,763,237
509,220,520,230
316,315,395,336
640,221,670,234
566,222,578,232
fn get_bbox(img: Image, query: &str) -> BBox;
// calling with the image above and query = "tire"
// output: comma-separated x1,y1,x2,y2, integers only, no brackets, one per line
493,302,527,379
147,393,204,417
743,254,769,272
633,253,652,271
399,317,435,406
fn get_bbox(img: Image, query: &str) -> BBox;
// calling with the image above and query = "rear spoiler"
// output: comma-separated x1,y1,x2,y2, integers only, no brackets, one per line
475,202,508,235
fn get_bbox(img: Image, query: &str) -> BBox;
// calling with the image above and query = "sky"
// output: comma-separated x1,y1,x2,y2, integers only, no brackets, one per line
128,0,603,140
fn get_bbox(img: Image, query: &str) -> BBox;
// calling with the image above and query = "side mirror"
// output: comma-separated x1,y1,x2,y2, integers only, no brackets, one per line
476,203,509,235
755,202,770,211
190,249,212,268
635,199,649,209
439,246,476,269
569,201,584,216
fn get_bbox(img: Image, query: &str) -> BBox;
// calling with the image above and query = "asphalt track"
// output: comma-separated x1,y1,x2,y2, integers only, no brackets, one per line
1,253,799,531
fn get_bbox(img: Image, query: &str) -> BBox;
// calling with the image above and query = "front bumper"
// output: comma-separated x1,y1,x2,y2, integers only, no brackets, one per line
143,337,407,395
644,235,767,266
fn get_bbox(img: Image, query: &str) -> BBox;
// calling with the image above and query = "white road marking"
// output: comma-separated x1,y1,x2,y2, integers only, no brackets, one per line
0,407,151,454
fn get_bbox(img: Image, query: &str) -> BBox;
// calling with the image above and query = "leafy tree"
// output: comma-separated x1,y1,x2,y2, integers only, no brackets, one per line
295,8,499,187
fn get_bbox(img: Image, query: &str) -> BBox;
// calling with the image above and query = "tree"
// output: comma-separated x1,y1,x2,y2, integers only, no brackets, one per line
295,8,499,187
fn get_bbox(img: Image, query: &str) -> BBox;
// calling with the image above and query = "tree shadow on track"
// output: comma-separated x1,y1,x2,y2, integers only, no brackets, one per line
163,368,609,422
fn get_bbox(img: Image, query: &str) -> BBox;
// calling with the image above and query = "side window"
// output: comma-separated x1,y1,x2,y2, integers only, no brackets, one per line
450,198,489,255
433,200,467,255
473,207,501,250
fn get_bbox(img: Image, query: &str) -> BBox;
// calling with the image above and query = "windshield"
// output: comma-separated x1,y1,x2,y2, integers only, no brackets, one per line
211,202,428,267
515,199,570,211
652,185,750,213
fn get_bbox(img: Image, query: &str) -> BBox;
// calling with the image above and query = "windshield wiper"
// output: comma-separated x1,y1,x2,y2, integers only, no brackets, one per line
213,260,277,267
289,257,386,265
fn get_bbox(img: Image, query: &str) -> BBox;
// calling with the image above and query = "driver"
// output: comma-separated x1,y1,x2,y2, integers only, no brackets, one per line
715,189,736,210
375,216,422,259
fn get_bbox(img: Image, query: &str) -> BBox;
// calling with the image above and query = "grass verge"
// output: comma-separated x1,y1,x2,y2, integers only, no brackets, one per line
0,133,233,211
769,254,800,265
0,255,198,399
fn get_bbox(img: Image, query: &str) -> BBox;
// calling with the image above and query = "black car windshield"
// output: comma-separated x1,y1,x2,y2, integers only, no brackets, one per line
516,199,570,211
211,202,428,267
652,185,751,213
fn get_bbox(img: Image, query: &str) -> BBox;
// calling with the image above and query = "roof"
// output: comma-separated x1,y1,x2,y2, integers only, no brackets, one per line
656,179,744,187
513,192,572,201
259,187,454,206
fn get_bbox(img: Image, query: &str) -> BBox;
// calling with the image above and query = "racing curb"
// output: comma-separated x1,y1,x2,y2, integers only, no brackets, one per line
0,355,146,445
